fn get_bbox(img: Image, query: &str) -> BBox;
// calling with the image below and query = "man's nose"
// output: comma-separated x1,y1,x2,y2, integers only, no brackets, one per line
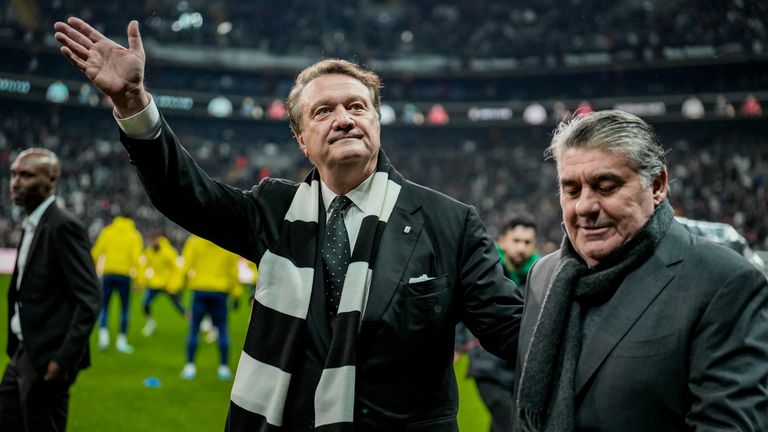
332,107,354,130
575,190,599,216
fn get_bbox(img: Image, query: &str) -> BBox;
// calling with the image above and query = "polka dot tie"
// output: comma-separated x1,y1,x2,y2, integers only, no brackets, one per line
322,196,353,317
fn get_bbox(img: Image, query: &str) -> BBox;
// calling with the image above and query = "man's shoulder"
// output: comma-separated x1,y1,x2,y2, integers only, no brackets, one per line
525,251,568,295
249,177,302,211
528,251,561,279
42,203,75,225
683,235,760,277
661,219,757,273
252,177,301,195
402,179,472,212
39,205,89,242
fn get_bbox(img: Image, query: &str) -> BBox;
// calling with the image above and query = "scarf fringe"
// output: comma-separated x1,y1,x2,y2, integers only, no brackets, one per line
518,409,543,432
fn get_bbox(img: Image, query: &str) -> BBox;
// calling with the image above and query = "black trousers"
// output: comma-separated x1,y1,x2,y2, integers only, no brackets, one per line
475,379,515,432
0,346,72,432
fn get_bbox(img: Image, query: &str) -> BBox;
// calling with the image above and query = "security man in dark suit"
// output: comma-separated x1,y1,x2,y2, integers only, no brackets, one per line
0,148,101,432
54,18,523,431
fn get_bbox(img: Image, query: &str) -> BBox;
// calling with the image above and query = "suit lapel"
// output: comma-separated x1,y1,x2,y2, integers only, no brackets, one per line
362,189,423,325
9,227,25,289
574,223,688,395
18,205,56,290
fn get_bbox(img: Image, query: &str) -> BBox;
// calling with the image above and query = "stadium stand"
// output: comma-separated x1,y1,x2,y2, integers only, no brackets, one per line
0,0,766,263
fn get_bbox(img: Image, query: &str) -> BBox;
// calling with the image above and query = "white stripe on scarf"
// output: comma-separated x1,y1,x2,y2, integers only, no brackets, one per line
230,159,402,429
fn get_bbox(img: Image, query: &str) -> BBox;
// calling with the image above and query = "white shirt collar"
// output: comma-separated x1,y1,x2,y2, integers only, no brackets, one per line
320,172,375,215
23,195,56,231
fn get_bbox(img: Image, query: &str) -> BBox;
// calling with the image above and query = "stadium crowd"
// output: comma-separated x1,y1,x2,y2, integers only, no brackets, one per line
0,1,765,250
1,102,767,253
2,0,765,61
2,0,767,103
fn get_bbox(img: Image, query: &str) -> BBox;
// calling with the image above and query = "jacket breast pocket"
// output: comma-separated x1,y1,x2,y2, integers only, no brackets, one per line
402,275,450,333
406,275,449,299
612,332,679,358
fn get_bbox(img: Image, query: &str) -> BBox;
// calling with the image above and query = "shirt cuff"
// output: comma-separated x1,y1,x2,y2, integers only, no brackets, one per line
114,96,161,139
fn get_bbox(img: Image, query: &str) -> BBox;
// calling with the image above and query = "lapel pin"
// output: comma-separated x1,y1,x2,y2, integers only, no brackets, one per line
403,226,412,234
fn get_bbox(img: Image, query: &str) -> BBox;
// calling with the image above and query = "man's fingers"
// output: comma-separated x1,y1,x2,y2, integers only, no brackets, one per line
54,32,91,63
127,20,144,55
60,46,88,72
66,16,108,45
54,21,95,51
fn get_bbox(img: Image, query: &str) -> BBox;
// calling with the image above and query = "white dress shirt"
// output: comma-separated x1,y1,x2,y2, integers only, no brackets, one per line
116,96,377,251
115,96,161,139
320,174,374,252
11,194,57,341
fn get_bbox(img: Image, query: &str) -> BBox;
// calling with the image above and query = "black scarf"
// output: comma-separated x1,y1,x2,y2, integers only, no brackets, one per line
228,151,403,431
516,201,674,431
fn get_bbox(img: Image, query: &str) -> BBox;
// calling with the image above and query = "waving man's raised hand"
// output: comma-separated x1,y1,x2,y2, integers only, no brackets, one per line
54,17,150,117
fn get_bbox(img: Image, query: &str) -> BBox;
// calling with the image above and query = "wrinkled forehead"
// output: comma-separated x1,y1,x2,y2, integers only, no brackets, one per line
557,147,631,174
301,74,374,109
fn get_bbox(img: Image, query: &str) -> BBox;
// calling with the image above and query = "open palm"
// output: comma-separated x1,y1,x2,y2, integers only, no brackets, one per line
54,18,147,113
85,37,144,97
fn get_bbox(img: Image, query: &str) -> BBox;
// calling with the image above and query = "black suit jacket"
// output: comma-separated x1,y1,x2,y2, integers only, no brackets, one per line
6,203,101,375
516,220,768,431
121,119,523,430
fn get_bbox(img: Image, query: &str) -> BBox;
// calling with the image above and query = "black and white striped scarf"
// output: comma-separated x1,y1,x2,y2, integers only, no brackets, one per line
229,151,403,431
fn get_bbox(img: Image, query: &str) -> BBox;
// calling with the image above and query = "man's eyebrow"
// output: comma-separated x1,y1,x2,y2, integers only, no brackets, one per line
559,172,624,187
308,94,368,111
589,172,624,184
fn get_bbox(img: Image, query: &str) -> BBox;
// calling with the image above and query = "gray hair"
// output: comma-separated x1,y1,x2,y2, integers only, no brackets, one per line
286,59,382,136
545,109,668,190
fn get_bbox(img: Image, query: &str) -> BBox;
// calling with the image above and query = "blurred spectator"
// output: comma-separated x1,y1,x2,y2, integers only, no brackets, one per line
427,104,450,125
715,94,737,117
681,96,705,119
741,94,763,117
522,102,547,125
552,101,572,123
575,101,595,116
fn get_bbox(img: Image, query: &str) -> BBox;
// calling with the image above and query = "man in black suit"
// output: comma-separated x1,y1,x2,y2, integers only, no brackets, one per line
54,18,523,431
0,149,101,432
515,110,768,431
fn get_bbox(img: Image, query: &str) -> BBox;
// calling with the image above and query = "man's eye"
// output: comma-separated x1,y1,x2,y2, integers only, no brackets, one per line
563,188,579,198
349,103,365,111
597,184,616,194
313,107,331,116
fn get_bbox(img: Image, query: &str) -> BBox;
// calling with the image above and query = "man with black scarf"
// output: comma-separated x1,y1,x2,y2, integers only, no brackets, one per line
53,17,523,432
515,110,768,431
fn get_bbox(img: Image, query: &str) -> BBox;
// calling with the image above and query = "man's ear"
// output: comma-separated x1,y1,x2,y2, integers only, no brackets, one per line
295,132,308,157
652,170,668,205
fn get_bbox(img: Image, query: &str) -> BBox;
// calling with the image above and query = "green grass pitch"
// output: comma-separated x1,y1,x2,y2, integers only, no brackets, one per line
0,273,489,431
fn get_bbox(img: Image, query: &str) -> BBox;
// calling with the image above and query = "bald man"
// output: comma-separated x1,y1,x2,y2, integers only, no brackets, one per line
0,149,101,432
